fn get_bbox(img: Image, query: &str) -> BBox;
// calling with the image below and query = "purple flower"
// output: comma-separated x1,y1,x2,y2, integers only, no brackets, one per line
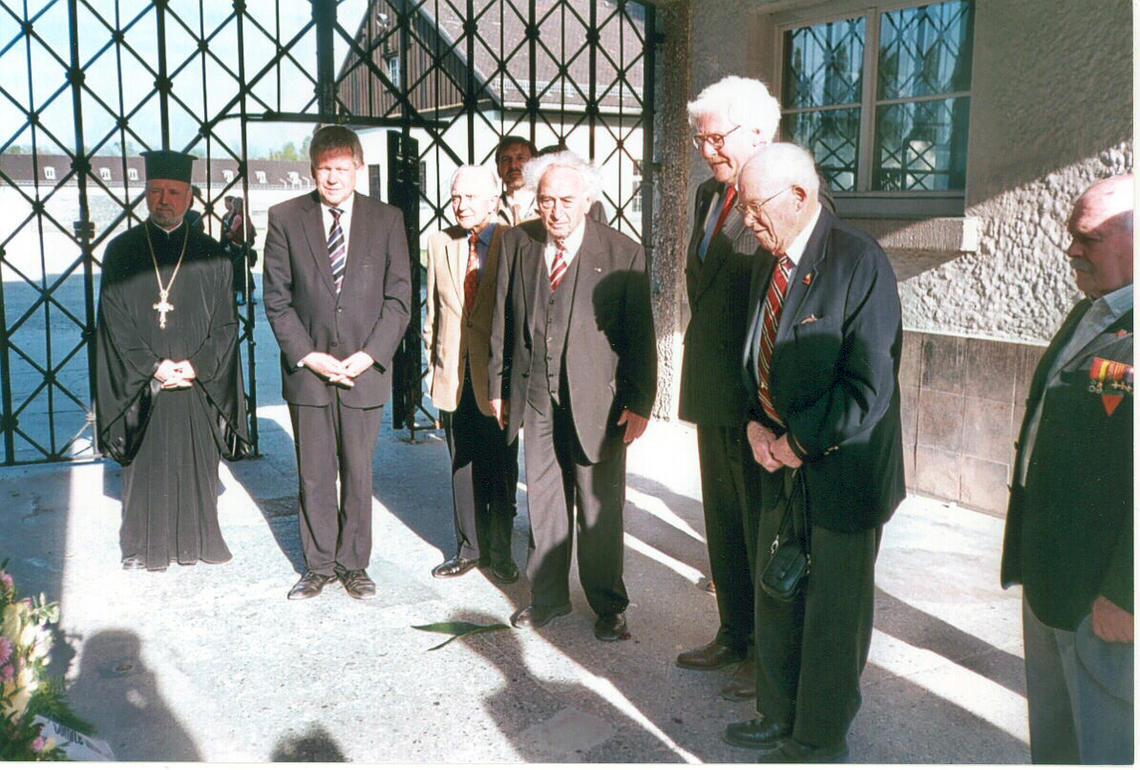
0,571,13,588
32,736,46,752
0,664,13,682
0,636,11,664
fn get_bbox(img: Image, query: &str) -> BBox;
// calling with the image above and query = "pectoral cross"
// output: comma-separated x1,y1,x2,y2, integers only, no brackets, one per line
154,290,174,329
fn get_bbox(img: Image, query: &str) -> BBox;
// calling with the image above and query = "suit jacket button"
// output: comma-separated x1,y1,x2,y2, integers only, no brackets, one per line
337,307,343,313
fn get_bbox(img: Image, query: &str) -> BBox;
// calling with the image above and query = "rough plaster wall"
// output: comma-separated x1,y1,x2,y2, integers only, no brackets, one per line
650,1,693,419
901,0,1133,344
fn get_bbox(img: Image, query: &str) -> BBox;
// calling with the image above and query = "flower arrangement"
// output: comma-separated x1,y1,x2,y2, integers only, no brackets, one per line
0,561,93,761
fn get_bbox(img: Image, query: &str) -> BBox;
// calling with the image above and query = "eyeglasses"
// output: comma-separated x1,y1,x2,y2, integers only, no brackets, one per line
735,186,793,219
691,124,740,151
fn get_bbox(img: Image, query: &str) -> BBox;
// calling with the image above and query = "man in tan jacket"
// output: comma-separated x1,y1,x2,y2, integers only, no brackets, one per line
424,164,519,583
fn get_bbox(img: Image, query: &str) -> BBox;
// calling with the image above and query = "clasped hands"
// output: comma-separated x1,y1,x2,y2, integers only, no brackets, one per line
154,359,196,389
747,420,802,472
300,351,375,387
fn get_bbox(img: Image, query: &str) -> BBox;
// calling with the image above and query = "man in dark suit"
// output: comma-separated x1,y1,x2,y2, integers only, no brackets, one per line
489,151,657,642
1001,174,1133,764
723,144,905,763
676,75,780,701
263,126,411,601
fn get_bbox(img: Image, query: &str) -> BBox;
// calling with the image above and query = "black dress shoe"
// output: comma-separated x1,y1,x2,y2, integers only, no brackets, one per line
757,738,848,763
510,603,571,629
431,555,484,578
121,556,146,571
287,571,336,600
487,560,520,584
723,716,792,750
721,658,757,701
594,612,628,642
676,639,746,670
335,567,376,600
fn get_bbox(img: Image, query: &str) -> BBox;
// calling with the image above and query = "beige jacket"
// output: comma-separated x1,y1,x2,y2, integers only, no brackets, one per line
423,224,504,415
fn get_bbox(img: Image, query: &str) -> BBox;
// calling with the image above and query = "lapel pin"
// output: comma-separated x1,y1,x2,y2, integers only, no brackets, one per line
595,266,602,273
1118,329,1128,337
801,272,813,286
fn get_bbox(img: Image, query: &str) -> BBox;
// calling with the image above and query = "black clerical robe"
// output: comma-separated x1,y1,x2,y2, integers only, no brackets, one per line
95,219,250,570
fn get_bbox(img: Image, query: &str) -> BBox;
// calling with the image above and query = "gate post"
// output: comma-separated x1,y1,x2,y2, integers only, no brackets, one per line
383,131,428,438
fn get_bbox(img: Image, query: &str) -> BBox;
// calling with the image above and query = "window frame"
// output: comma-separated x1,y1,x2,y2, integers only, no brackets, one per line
774,0,973,218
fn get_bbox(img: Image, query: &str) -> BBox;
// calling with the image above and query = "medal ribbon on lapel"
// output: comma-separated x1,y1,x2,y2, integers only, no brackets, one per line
1088,356,1133,416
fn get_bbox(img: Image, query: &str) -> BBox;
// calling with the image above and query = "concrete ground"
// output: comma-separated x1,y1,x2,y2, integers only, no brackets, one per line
2,416,1030,763
0,293,1031,763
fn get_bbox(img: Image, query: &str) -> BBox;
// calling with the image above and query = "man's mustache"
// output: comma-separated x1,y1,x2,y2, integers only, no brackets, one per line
1070,257,1095,274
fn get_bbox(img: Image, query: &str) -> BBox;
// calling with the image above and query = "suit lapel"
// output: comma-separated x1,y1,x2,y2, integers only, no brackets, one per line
776,208,832,341
1053,302,1131,373
568,220,606,335
301,192,338,297
446,231,466,313
470,224,503,320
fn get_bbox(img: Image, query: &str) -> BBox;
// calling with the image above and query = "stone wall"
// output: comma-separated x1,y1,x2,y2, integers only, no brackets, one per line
899,0,1133,343
900,331,1046,516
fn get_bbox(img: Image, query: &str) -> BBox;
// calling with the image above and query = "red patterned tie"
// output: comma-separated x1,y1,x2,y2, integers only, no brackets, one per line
756,255,792,425
549,240,568,291
464,232,480,312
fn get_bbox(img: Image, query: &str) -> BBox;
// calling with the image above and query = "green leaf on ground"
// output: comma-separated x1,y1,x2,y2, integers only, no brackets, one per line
411,621,510,650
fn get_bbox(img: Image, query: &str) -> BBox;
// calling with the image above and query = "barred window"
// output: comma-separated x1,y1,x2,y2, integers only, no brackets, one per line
781,0,973,200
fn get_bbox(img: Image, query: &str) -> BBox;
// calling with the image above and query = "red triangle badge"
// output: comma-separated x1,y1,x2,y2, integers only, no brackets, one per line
1103,394,1124,416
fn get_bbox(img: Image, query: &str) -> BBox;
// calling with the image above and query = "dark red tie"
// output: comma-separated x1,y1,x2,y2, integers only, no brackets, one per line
756,255,792,425
710,186,737,240
464,233,480,311
549,240,568,291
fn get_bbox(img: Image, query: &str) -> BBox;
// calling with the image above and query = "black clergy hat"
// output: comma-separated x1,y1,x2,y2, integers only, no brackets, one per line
141,150,195,183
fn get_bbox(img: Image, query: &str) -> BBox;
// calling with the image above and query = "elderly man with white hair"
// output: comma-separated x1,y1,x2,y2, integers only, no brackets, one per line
425,164,520,584
1001,174,1134,764
725,143,905,763
675,75,781,702
489,151,657,641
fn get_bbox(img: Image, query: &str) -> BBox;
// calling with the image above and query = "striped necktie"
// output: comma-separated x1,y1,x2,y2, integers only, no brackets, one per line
328,206,346,292
549,240,568,291
464,232,480,311
756,255,792,425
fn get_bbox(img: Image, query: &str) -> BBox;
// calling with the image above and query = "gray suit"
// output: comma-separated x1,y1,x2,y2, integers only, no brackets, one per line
263,190,411,573
490,218,656,613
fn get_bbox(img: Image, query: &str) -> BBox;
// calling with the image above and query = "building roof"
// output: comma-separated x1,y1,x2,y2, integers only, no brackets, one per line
0,154,312,189
337,0,647,118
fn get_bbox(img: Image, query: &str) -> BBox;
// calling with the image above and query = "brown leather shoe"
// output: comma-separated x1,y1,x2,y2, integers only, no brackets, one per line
335,567,376,600
720,658,757,701
287,571,336,600
676,639,746,670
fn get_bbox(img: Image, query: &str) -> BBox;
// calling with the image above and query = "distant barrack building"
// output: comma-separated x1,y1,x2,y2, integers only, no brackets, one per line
0,154,313,191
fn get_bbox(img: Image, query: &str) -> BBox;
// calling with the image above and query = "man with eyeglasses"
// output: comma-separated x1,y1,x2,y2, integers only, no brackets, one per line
675,76,780,702
489,151,657,641
723,143,904,763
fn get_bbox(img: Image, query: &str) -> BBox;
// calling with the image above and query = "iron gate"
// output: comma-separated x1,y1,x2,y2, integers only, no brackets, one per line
0,0,656,465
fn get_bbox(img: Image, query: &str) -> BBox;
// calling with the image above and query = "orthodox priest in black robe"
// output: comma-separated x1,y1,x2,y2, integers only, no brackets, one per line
95,150,250,571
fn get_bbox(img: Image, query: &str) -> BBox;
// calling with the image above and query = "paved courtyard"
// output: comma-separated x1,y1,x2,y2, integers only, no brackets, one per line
3,411,1030,762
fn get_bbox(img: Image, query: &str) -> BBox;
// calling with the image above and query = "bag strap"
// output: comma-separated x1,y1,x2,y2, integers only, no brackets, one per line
787,468,810,554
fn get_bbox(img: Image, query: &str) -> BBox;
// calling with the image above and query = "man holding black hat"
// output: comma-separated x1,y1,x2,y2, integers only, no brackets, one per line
96,149,250,572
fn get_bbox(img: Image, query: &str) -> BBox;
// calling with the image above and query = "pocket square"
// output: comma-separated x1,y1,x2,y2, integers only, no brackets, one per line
798,314,821,325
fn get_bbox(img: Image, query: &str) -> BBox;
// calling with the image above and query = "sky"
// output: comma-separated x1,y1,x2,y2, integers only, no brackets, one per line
0,0,368,159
